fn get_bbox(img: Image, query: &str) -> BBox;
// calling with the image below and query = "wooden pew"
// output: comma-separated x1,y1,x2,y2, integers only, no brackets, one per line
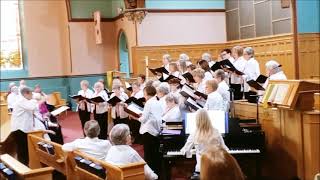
0,103,11,142
0,154,54,180
47,92,67,109
27,131,75,180
69,150,145,180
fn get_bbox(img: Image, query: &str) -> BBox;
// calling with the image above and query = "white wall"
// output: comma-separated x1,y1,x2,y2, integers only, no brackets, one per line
137,12,227,46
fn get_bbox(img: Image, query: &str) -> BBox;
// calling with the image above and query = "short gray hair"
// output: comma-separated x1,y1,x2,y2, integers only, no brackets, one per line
201,53,212,62
214,69,226,80
157,83,170,95
20,86,32,96
110,124,130,145
80,80,89,87
163,54,171,62
179,53,190,61
94,81,104,89
244,47,254,57
265,60,282,73
165,93,179,104
84,120,100,138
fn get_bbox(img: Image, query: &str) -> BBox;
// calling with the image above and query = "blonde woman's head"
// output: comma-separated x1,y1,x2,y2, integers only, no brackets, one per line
194,109,214,143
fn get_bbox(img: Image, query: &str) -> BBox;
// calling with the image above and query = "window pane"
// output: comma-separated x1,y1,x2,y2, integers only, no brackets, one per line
1,0,23,70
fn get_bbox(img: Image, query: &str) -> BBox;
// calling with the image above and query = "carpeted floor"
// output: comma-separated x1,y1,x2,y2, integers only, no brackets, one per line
57,111,192,180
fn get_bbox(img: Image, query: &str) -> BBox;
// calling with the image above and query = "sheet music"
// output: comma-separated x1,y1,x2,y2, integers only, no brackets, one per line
125,82,131,89
185,110,226,134
163,73,169,80
127,103,143,115
51,106,69,116
186,98,202,109
273,84,290,104
181,85,195,98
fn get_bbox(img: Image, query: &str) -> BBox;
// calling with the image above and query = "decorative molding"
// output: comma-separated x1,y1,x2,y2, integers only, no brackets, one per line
0,73,106,82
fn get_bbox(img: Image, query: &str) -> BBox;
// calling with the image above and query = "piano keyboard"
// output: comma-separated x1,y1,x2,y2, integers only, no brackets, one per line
166,149,260,156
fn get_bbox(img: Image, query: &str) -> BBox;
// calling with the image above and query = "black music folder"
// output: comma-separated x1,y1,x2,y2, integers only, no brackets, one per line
255,75,268,84
185,97,203,111
125,82,132,91
124,102,144,118
69,95,86,101
159,74,180,83
107,96,122,106
194,91,208,100
211,59,244,75
182,72,196,83
88,96,105,103
179,84,195,98
247,80,265,90
149,67,169,75
125,97,145,107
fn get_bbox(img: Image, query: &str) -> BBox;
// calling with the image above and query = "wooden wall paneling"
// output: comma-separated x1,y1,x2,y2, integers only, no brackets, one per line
302,111,320,180
227,33,295,79
131,34,295,78
298,33,320,79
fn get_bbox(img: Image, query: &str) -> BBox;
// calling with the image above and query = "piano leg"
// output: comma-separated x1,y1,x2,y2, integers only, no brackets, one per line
256,154,262,179
161,158,171,180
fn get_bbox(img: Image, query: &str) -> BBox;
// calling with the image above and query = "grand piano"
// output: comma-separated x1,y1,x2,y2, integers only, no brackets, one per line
159,117,265,180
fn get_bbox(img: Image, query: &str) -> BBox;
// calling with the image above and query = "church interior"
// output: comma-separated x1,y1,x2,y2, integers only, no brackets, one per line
0,0,319,180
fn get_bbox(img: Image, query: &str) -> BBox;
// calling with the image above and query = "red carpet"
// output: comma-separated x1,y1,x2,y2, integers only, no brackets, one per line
58,111,191,179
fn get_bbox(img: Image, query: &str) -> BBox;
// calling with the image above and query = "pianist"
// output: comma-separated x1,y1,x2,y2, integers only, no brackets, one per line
105,124,158,180
180,109,229,178
201,146,244,180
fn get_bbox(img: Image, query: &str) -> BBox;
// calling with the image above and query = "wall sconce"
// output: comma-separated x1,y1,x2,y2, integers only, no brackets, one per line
123,8,147,24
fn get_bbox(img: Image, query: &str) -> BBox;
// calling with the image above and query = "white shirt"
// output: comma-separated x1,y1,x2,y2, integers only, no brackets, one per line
162,105,182,122
140,83,146,90
204,91,225,111
243,58,260,92
105,145,158,180
230,56,247,84
263,71,287,89
208,61,215,68
132,90,144,99
7,92,19,109
92,90,109,114
11,97,37,132
110,92,129,119
204,71,214,81
217,81,230,111
158,95,167,112
180,131,228,172
195,80,206,94
139,96,163,137
62,137,111,160
171,71,180,77
77,89,94,112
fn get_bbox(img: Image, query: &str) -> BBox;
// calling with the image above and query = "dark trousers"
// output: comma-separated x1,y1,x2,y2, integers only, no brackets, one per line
230,84,243,100
113,117,129,125
129,119,142,144
15,130,29,166
78,109,91,134
94,112,108,140
142,133,160,175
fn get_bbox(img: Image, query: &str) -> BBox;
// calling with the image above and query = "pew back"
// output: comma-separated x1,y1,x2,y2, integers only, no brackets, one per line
0,154,54,180
27,131,75,179
70,150,145,180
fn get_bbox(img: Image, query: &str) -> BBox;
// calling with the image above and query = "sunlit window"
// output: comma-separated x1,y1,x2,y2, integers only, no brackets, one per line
0,0,23,70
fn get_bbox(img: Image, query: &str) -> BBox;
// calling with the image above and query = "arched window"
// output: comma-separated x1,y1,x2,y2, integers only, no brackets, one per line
1,0,23,70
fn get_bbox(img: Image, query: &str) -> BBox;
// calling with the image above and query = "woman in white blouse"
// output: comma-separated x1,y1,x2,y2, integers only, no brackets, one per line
169,62,180,77
162,93,182,123
63,120,111,160
230,46,247,100
92,82,109,139
192,68,207,94
180,109,228,176
77,80,94,133
7,85,19,112
204,80,225,111
214,69,230,112
242,47,260,101
105,124,158,180
156,83,170,112
110,85,129,125
131,82,144,99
